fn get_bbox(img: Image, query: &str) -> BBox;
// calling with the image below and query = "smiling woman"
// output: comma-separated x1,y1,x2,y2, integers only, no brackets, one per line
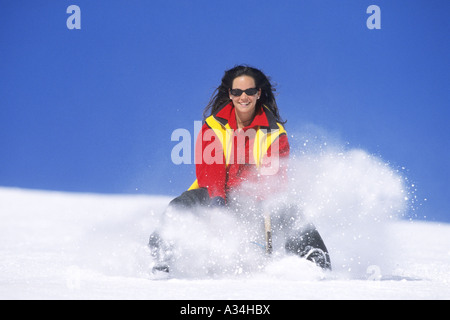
195,65,289,200
229,76,261,129
203,65,285,127
149,65,332,277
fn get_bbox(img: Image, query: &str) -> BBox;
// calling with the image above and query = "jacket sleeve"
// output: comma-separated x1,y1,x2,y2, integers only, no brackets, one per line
195,123,227,199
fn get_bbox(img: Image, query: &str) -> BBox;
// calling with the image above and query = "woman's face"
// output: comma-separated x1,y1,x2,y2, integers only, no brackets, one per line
230,75,261,119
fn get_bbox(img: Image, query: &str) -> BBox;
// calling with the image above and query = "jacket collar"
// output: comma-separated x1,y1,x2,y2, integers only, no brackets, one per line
213,102,279,130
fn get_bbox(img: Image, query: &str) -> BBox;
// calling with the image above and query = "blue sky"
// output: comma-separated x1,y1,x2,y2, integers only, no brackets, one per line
1,1,449,222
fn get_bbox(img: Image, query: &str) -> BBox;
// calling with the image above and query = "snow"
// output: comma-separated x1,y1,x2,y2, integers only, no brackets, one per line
0,186,449,300
1,143,448,300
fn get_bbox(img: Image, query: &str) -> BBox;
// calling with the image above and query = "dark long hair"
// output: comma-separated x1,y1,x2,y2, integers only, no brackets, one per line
203,65,286,124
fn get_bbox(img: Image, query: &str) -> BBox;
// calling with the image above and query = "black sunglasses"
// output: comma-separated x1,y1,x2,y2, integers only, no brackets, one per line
230,88,259,97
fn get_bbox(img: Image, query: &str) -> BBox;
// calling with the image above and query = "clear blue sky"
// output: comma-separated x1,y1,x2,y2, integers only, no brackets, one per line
1,1,449,222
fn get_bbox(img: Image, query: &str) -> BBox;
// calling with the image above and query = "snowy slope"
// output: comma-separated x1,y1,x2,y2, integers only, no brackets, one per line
0,186,449,300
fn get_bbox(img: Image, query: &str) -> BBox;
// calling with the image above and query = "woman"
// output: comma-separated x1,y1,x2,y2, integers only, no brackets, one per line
173,65,290,207
149,65,331,275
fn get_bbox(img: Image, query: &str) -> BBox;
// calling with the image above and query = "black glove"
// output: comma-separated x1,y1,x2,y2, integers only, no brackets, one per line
209,196,225,207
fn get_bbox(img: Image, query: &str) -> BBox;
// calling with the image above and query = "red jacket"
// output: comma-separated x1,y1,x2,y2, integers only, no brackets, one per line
195,103,290,201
